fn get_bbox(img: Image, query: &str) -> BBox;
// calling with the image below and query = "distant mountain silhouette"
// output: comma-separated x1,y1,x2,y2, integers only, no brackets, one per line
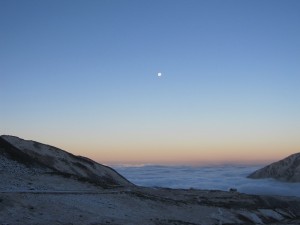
248,153,300,182
0,135,132,188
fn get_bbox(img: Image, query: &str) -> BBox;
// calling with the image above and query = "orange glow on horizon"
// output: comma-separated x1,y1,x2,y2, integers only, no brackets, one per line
66,143,299,166
9,131,300,166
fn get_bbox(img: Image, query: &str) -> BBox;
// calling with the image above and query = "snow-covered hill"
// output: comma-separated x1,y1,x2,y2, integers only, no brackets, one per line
248,153,300,182
0,135,132,188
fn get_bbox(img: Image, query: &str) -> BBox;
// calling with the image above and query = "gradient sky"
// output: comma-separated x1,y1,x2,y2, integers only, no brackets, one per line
1,0,300,165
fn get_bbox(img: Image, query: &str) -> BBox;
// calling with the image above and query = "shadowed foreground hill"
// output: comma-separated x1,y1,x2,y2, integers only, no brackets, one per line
0,135,132,188
1,135,300,225
248,153,300,182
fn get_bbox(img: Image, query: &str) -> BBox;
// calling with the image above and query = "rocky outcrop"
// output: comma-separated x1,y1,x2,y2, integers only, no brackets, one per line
248,153,300,182
0,135,132,188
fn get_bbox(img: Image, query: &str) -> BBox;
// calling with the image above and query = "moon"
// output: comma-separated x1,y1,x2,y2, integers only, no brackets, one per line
157,72,162,77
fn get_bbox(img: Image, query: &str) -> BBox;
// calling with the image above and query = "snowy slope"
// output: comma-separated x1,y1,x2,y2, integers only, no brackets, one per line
0,135,132,187
248,153,300,182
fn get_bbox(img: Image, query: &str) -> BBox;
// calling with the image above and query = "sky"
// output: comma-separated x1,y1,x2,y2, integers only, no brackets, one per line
1,0,300,165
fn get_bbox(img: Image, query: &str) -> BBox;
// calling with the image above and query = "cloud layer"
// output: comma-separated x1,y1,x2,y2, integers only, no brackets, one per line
113,165,300,197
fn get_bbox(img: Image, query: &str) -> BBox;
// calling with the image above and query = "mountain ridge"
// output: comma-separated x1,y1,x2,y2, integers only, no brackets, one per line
248,152,300,182
0,135,132,188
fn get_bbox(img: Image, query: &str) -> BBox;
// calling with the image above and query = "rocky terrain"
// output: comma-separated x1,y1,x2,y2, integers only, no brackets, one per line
1,135,300,225
0,135,132,188
248,153,300,182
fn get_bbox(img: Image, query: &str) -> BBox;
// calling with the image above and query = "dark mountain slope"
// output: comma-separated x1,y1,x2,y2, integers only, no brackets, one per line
248,153,300,182
0,135,132,188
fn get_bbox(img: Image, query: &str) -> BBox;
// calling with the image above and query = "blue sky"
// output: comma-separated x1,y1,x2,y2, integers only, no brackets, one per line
1,0,300,164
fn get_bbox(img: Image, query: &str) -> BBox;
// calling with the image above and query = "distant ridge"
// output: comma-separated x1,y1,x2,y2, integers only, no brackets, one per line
0,135,132,188
248,153,300,182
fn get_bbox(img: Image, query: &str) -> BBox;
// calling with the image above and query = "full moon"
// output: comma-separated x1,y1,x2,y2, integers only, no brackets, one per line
157,72,162,77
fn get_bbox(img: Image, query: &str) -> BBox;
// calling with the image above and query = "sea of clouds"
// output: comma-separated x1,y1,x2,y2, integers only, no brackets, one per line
113,165,300,197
